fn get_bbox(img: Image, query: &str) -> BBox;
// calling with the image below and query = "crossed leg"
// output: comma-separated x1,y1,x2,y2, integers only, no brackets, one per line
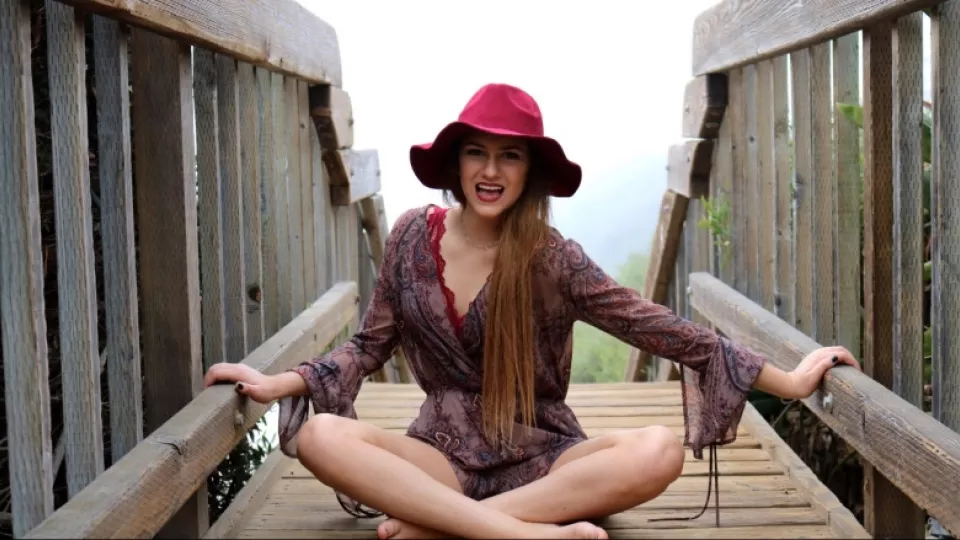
295,414,684,539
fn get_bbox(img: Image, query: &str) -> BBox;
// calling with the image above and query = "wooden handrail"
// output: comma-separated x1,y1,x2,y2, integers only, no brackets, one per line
24,283,359,539
688,272,960,533
692,0,942,75
59,0,342,85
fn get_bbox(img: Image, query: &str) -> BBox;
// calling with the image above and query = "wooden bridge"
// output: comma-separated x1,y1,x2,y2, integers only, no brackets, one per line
2,0,959,538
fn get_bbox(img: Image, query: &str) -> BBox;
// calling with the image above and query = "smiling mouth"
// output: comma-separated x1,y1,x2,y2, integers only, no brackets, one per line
476,183,504,203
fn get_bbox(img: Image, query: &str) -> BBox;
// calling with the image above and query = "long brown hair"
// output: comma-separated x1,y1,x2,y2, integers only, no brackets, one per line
444,145,552,447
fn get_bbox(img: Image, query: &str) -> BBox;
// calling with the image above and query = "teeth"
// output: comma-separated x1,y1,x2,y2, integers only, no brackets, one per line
477,184,504,193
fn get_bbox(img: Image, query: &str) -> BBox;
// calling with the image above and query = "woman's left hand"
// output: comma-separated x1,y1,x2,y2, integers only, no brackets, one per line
788,346,861,399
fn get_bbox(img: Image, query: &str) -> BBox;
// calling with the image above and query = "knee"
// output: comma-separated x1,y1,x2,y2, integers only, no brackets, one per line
617,425,684,493
296,413,361,464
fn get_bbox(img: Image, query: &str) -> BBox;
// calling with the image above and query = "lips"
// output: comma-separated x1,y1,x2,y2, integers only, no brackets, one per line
476,182,504,203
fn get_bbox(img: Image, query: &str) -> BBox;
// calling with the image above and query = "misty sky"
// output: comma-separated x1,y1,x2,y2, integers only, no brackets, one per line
298,0,719,228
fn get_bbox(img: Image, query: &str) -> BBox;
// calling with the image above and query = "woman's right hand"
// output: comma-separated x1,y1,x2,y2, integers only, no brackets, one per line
204,363,280,404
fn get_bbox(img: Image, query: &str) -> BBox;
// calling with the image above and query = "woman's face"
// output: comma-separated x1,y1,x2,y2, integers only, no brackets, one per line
458,133,530,220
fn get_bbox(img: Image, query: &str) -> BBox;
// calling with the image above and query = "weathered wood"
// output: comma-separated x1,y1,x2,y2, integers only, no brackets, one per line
59,0,341,85
194,48,227,370
772,55,794,325
692,0,942,75
728,68,746,294
626,191,688,382
24,284,360,540
239,62,264,350
743,63,760,302
688,271,960,535
0,0,56,533
298,81,318,301
285,77,306,317
92,15,143,463
130,28,207,537
218,55,248,363
330,150,382,206
931,0,960,445
756,59,776,312
714,98,735,286
202,450,288,539
811,43,835,344
309,84,354,150
791,49,814,337
682,74,728,139
833,34,862,361
738,405,870,538
46,0,105,495
258,68,280,338
271,73,292,328
666,140,713,199
310,121,330,293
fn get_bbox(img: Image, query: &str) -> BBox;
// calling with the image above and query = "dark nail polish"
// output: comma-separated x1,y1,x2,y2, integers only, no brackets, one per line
831,356,838,364
236,383,244,391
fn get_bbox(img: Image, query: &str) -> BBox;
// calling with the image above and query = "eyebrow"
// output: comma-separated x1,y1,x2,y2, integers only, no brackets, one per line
464,140,526,152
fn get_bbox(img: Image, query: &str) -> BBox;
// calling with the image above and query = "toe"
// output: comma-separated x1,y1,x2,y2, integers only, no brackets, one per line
377,518,401,540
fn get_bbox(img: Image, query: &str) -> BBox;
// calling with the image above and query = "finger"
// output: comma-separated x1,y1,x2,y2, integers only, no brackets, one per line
204,363,243,387
235,382,271,404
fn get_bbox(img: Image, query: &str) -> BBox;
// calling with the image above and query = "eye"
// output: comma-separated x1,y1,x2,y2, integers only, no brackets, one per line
503,150,523,160
463,147,485,156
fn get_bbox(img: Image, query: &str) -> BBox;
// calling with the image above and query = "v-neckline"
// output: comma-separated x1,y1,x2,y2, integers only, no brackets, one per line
426,205,491,335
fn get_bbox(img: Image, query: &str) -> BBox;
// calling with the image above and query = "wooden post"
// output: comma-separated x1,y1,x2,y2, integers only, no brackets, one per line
131,28,208,537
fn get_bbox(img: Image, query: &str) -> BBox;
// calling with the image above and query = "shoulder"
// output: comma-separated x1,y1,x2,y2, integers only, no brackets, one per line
385,205,431,244
535,227,598,277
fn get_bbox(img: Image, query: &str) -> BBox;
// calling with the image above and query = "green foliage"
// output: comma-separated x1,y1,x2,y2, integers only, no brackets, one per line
696,195,732,270
207,416,277,523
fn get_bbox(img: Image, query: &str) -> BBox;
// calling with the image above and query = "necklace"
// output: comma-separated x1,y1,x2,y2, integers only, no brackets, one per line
459,209,500,250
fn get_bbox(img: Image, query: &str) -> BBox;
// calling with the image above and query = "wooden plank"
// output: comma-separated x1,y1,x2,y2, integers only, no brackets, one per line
739,404,869,538
45,0,105,495
258,67,280,338
691,0,942,75
688,271,960,533
772,55,794,325
24,284,360,540
714,97,735,285
931,0,960,449
330,150,382,206
194,48,228,370
791,48,814,337
833,34,862,361
309,84,354,150
239,62,264,350
666,140,712,199
742,63,760,302
218,54,249,363
286,77,306,316
811,42,835,344
130,28,207,538
0,0,56,533
299,81,318,302
310,121,330,293
59,0,341,85
625,191,688,382
203,450,289,538
271,73,292,327
728,68,746,294
756,59,776,312
92,15,143,463
681,74,728,139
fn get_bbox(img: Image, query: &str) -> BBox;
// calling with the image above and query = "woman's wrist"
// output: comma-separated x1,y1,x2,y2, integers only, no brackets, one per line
752,363,803,400
267,371,309,401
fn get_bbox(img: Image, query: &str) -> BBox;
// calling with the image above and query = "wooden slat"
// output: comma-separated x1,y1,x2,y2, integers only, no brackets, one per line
742,63,760,302
298,81,318,302
811,42,835,344
60,0,342,85
92,15,143,463
309,84,354,151
833,33,862,361
0,0,56,533
692,0,942,75
689,271,960,533
285,77,306,316
772,55,794,325
240,62,264,350
271,73,292,327
791,48,814,337
681,74,728,139
756,59,776,312
330,150,383,206
666,140,712,199
728,68,746,294
258,68,280,338
45,0,105,495
24,284,360,539
625,191,688,381
219,55,249,363
195,48,228,370
130,28,207,537
931,0,960,448
714,96,735,286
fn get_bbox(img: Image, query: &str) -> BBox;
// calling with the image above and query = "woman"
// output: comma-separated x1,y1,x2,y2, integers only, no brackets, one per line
204,83,859,540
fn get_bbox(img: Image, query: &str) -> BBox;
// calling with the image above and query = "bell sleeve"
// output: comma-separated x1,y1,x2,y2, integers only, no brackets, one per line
276,208,415,458
557,238,766,458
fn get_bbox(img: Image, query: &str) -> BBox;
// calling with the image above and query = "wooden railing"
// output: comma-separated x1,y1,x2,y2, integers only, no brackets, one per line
627,0,960,537
0,0,407,537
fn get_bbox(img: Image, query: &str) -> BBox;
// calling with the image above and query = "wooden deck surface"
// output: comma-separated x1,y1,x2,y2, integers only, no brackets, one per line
223,382,869,539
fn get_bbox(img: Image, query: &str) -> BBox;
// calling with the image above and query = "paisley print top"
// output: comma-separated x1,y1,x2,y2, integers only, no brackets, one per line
277,204,766,482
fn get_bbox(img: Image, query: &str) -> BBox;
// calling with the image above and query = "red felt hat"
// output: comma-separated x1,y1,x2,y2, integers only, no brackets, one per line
409,83,582,198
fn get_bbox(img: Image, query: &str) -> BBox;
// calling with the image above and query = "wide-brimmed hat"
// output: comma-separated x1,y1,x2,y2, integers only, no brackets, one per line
409,83,582,198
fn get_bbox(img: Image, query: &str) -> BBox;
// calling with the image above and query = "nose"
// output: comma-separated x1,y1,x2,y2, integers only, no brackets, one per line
482,155,500,180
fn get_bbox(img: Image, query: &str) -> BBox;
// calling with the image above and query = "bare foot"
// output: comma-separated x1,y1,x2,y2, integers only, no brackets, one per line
539,521,608,540
377,517,449,539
